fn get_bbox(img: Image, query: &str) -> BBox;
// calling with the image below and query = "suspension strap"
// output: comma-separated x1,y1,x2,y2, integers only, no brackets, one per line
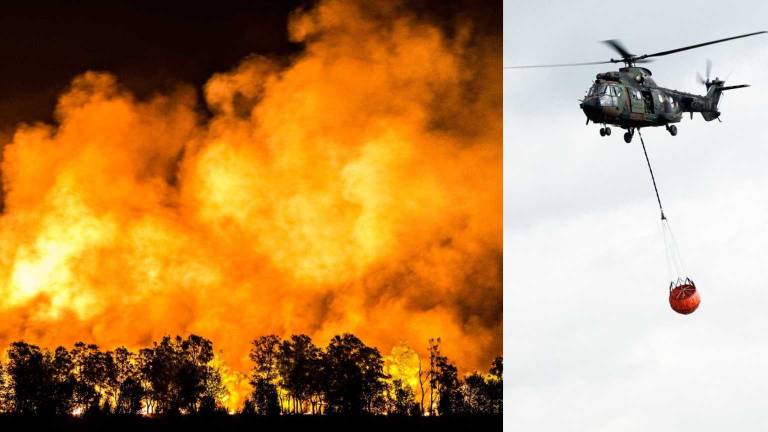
637,129,666,221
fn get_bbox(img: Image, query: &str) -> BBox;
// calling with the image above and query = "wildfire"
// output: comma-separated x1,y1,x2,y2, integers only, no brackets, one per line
0,0,501,411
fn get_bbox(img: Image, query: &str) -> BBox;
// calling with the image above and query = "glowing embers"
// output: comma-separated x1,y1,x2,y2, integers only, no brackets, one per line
668,278,700,315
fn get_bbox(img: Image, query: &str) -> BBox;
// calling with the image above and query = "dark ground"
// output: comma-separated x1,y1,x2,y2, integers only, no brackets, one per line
0,414,502,432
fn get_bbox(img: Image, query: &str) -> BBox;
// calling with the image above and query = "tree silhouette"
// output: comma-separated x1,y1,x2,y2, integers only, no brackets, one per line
6,342,75,415
490,356,502,378
324,334,387,415
435,360,461,415
138,335,225,414
417,355,428,415
71,342,117,415
249,335,281,383
0,362,6,411
199,367,227,415
427,338,463,415
244,378,280,415
0,361,12,413
183,335,226,413
456,356,503,415
427,338,439,415
246,335,282,415
487,356,503,415
386,378,419,416
462,373,490,414
113,346,145,414
139,338,178,414
306,352,327,414
137,345,158,414
276,334,323,414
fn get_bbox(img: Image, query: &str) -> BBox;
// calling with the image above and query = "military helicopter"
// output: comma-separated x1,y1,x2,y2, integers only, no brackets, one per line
507,31,766,143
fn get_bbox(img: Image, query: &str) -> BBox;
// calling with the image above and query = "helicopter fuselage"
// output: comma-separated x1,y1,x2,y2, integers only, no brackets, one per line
579,67,723,130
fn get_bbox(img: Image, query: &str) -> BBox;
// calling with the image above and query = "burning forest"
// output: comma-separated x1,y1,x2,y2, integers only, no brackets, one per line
0,333,502,416
0,0,502,418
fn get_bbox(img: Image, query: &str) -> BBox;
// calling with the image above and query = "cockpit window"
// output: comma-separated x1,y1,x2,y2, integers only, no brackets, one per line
588,83,613,96
598,85,620,107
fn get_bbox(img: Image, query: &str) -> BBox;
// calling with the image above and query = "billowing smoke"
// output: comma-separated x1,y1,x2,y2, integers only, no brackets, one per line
0,0,501,408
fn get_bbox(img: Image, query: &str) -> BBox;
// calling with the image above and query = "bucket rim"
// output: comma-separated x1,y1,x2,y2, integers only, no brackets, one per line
669,276,695,292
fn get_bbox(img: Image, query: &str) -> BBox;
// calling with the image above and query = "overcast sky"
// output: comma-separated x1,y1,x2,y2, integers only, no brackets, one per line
504,1,768,430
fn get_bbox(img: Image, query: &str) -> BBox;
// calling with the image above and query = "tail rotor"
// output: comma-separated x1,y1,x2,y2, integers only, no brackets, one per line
697,59,715,90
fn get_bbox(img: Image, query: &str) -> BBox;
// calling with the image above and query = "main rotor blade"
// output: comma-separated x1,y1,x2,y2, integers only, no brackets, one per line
637,31,767,60
602,39,634,59
504,60,613,69
706,59,712,81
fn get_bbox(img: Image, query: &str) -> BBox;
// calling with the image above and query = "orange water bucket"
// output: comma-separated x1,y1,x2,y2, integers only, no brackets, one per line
669,278,700,315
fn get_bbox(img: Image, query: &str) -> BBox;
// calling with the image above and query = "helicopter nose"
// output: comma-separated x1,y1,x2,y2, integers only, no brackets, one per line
580,98,601,118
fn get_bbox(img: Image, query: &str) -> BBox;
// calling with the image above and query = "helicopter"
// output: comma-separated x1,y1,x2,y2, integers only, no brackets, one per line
507,31,766,143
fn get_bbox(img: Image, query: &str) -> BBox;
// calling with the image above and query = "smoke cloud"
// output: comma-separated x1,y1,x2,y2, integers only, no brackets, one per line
0,0,501,408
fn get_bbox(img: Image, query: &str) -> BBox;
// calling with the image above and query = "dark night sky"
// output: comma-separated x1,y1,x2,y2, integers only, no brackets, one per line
0,0,308,128
0,0,500,130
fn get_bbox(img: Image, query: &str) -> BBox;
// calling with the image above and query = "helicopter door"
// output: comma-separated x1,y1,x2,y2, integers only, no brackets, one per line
641,90,655,114
630,89,644,113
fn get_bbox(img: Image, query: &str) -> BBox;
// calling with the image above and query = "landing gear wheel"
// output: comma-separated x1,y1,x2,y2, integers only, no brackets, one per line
624,132,633,143
668,125,677,136
599,128,606,137
605,127,611,136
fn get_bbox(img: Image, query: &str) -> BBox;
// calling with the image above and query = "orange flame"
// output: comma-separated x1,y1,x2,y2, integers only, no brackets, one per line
0,0,501,411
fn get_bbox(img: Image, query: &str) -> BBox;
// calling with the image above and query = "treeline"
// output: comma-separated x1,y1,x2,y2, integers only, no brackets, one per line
244,334,501,416
0,335,224,416
0,334,502,417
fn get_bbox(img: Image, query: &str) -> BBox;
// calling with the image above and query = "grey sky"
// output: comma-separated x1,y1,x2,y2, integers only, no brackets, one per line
504,1,768,430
